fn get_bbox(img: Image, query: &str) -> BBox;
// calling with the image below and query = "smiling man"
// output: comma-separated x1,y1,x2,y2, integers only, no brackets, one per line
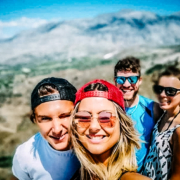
12,77,80,180
114,57,163,172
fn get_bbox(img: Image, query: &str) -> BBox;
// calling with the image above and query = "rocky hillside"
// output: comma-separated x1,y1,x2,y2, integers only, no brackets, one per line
0,59,180,179
0,9,180,179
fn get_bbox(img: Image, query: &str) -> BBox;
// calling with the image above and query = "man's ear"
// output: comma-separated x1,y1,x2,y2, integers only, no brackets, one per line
30,111,36,124
139,76,142,86
114,77,117,86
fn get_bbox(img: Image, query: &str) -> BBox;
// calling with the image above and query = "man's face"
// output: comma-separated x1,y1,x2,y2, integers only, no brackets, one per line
34,99,74,151
114,70,142,101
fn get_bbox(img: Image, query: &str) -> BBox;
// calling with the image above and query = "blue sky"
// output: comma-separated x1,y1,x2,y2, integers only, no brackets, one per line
1,0,180,20
0,0,180,38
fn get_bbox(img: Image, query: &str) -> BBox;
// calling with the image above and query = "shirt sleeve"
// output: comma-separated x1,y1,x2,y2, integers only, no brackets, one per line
12,149,31,180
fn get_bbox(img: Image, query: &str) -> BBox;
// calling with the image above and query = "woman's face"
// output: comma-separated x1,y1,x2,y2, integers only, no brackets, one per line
157,76,180,110
75,97,120,158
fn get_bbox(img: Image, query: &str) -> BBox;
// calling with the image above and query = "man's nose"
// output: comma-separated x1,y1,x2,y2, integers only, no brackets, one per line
52,119,63,135
123,79,131,87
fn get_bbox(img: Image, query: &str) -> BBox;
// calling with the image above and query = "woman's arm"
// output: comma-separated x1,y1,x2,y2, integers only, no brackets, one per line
153,102,164,123
121,172,151,180
171,127,180,180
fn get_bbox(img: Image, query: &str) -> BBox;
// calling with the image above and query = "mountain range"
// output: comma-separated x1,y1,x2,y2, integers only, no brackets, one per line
0,10,180,65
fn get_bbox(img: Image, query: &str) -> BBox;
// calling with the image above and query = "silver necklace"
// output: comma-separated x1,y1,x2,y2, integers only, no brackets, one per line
126,104,138,116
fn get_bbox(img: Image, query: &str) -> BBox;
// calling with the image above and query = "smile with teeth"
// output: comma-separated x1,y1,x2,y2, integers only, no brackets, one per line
86,134,107,143
87,135,106,139
50,132,68,141
121,89,133,93
160,99,170,103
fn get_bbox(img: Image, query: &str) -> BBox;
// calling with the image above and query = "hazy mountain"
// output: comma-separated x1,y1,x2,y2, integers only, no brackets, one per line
0,10,180,179
0,10,180,65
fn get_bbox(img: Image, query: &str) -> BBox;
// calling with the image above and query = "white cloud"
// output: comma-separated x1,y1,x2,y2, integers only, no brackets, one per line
0,17,48,39
0,17,48,28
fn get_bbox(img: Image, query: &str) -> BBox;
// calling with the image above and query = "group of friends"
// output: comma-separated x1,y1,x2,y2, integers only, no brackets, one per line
11,57,180,180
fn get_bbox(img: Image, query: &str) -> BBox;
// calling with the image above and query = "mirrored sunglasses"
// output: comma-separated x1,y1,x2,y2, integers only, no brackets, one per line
74,111,116,128
115,76,140,85
153,85,180,96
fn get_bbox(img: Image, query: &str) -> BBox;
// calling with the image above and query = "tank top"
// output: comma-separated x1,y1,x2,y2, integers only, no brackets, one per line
142,113,180,180
125,95,155,172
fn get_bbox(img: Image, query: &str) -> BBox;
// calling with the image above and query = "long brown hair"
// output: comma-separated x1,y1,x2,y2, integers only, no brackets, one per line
70,83,140,180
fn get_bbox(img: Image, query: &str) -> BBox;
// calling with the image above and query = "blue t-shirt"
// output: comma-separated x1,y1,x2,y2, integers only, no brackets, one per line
125,95,155,172
12,132,80,180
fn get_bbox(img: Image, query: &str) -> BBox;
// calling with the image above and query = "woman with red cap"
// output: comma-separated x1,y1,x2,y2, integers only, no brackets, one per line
70,79,150,180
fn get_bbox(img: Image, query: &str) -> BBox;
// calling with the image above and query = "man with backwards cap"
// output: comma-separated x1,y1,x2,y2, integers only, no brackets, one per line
12,77,80,180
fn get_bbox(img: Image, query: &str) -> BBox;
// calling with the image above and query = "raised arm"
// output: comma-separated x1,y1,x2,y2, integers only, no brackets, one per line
153,101,164,123
121,172,151,180
171,127,180,180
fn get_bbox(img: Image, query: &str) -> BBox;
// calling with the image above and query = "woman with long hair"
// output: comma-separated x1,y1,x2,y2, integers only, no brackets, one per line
70,79,150,180
142,66,180,180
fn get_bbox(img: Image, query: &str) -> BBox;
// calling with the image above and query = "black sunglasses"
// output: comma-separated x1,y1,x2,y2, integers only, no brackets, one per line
153,85,180,96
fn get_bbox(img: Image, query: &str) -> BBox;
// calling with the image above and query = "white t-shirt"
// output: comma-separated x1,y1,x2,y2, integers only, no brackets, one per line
12,132,80,180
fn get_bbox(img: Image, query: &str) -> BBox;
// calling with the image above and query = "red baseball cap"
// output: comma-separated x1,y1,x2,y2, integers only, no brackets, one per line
75,79,125,110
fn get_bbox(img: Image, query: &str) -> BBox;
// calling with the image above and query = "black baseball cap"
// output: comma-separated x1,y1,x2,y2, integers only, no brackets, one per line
31,77,77,110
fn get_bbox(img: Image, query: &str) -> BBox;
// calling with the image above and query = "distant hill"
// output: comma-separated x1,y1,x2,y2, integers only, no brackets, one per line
0,10,180,65
0,10,180,179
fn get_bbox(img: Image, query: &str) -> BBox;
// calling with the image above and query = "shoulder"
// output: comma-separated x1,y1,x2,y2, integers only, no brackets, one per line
173,126,180,140
153,101,162,113
138,95,154,117
121,172,151,180
12,133,40,175
139,95,154,110
139,95,154,104
153,102,164,123
139,95,163,122
14,133,41,158
70,168,81,180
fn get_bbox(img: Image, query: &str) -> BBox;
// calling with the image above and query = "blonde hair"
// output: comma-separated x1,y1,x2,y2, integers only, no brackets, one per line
70,102,140,180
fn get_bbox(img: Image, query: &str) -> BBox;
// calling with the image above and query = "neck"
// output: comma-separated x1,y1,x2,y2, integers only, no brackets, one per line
125,95,139,107
166,106,180,117
92,150,111,166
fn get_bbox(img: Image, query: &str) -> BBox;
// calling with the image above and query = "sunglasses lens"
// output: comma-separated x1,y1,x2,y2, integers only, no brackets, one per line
98,112,116,127
75,111,116,128
116,76,139,84
116,77,125,84
166,87,177,96
153,85,163,94
153,85,178,96
75,112,91,128
128,76,139,84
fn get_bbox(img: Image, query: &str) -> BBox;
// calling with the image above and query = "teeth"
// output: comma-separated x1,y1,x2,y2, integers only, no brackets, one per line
122,90,131,93
160,100,170,103
59,134,65,140
53,136,60,140
87,135,104,139
52,133,67,140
